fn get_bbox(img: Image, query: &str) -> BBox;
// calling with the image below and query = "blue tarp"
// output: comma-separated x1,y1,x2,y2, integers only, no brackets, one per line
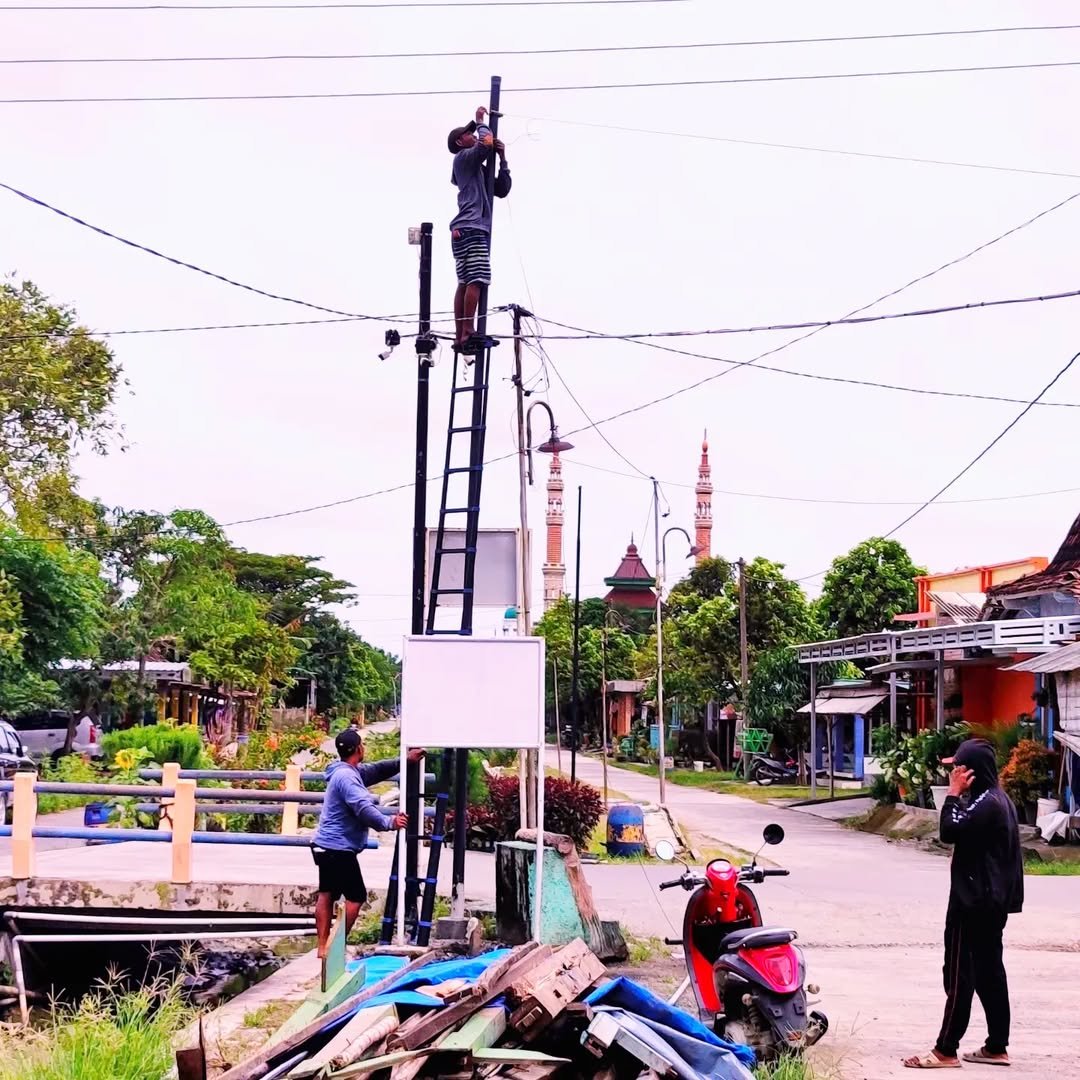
354,948,511,1011
587,976,756,1079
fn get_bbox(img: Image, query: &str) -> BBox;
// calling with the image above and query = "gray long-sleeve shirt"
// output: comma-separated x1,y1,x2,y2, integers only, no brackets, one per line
313,757,398,853
450,123,493,233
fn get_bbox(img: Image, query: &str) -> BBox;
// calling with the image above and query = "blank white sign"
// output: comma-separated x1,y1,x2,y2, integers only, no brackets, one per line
424,528,523,609
401,636,546,748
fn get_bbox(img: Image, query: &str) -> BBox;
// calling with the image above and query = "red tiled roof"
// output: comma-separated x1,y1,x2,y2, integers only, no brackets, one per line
986,510,1080,600
604,542,655,585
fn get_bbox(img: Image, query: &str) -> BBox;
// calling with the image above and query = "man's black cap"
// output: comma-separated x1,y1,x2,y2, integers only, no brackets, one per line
448,126,468,154
335,728,362,757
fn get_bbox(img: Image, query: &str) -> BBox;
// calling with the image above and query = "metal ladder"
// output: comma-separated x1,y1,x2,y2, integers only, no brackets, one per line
424,343,493,636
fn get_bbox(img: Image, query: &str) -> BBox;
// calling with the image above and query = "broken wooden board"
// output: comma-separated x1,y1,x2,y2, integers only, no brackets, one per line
273,960,367,1045
289,1003,398,1078
218,950,452,1080
507,938,606,1042
472,1048,572,1065
327,1048,431,1079
389,943,553,1052
324,900,349,992
435,1005,506,1054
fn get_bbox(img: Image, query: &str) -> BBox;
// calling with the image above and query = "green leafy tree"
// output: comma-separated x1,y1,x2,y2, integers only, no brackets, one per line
0,279,122,524
668,556,735,614
639,557,815,708
817,537,925,638
534,598,638,740
298,613,398,716
227,550,354,626
0,523,105,712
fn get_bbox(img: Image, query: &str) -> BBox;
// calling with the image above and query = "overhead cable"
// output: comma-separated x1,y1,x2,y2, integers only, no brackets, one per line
1,179,380,319
8,23,1079,63
6,59,1080,103
515,113,1080,183
3,0,686,9
884,348,1080,536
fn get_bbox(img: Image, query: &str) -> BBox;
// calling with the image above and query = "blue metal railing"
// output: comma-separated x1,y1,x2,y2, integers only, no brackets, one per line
0,825,376,848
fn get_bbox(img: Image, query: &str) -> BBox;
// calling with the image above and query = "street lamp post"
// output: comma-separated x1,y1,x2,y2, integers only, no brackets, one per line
511,360,573,818
652,478,700,808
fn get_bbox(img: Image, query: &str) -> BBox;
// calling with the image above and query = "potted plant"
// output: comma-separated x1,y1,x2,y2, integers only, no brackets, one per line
1001,739,1057,824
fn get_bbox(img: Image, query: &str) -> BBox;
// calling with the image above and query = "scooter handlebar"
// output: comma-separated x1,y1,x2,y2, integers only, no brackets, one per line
658,878,685,890
762,869,790,877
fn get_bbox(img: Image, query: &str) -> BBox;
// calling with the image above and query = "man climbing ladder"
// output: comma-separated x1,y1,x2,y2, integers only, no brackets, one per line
447,104,511,354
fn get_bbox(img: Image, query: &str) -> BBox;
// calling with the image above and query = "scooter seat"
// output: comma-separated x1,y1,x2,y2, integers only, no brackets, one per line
720,926,797,951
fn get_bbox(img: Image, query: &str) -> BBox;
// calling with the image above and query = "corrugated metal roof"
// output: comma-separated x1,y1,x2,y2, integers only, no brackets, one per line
987,510,1080,601
798,693,887,715
928,590,985,623
1006,640,1080,673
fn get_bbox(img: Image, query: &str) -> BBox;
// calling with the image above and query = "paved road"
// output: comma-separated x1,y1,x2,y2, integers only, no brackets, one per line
551,750,1080,1080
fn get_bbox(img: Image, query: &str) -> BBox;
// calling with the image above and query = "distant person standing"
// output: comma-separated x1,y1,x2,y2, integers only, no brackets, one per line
904,738,1023,1070
311,728,426,958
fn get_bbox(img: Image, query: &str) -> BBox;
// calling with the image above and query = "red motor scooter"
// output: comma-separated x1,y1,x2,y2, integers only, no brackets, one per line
656,824,827,1061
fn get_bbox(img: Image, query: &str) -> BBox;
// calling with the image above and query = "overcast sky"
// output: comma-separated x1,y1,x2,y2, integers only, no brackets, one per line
5,0,1080,652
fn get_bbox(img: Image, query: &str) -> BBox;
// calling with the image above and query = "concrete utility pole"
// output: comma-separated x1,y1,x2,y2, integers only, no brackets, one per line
738,557,750,778
570,485,583,782
512,303,532,828
653,478,666,808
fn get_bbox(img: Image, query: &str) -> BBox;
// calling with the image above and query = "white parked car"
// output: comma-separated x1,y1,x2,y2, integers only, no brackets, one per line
0,719,33,823
7,710,104,761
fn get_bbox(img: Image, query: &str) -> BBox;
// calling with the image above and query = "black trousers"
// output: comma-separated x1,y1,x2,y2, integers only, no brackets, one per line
935,905,1010,1058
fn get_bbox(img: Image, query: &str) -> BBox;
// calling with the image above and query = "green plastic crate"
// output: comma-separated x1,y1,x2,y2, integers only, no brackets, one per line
736,728,771,753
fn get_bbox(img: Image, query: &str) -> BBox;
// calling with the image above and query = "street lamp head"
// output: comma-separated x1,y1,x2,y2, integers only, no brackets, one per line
537,430,574,455
687,544,703,559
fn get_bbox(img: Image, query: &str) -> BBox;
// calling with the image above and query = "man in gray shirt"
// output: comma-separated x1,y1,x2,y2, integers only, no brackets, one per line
447,105,511,354
311,728,426,957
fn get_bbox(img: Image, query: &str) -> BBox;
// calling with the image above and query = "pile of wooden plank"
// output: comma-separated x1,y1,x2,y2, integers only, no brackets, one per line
213,938,677,1080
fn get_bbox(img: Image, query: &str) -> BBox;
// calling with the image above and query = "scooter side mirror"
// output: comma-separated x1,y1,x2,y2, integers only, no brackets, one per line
763,823,785,846
654,840,677,862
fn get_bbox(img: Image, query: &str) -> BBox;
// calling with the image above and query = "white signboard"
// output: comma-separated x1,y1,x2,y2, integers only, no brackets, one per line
401,636,545,748
397,635,547,944
424,528,524,609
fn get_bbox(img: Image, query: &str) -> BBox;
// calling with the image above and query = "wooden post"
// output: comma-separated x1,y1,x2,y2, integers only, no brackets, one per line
171,777,196,884
12,771,37,880
160,761,180,832
188,691,199,726
281,763,301,836
157,694,166,725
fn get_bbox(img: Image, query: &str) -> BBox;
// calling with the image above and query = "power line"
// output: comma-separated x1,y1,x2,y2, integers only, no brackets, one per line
7,59,1080,104
522,314,650,478
528,285,1080,343
2,0,685,9
0,180,378,319
9,23,1080,63
565,456,1080,507
0,312,456,343
513,113,1080,184
536,188,1080,411
884,348,1080,537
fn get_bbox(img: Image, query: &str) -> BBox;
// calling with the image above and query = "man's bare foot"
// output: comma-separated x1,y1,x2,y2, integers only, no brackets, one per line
903,1049,961,1069
316,947,327,960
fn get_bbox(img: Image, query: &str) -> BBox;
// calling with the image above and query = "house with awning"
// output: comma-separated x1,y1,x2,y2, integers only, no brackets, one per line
797,680,888,781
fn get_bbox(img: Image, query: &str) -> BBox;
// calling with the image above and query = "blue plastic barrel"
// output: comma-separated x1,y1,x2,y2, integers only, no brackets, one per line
606,802,645,857
84,802,113,827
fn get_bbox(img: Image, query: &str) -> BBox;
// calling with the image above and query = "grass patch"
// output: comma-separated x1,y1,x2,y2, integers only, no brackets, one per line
615,763,869,804
624,933,667,965
241,1000,296,1031
1024,856,1080,875
754,1059,814,1080
0,976,189,1080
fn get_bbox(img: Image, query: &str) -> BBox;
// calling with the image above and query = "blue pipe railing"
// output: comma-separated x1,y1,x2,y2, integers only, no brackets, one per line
0,781,324,803
0,825,376,848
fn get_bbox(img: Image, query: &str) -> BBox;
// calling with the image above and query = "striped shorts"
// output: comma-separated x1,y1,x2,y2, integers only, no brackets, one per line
451,228,491,286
